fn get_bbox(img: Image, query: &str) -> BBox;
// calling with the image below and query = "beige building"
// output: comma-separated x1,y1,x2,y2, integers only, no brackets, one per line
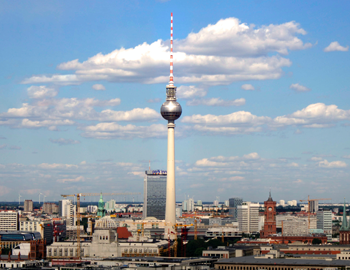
43,203,59,214
19,220,53,244
47,228,167,258
24,200,33,212
0,211,18,231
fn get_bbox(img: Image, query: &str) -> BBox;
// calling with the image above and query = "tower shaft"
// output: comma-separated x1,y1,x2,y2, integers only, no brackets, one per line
165,122,176,238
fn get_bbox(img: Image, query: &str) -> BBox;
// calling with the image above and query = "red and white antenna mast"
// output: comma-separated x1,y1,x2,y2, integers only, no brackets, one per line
169,12,174,85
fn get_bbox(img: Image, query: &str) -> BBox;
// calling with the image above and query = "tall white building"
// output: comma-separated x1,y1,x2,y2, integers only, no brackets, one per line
279,200,285,207
59,199,76,226
317,210,332,240
188,198,194,212
310,201,319,213
224,200,229,207
0,211,18,231
213,200,219,206
105,199,116,212
237,202,259,233
182,200,187,211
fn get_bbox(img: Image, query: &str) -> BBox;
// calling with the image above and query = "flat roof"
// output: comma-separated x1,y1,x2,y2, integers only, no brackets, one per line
216,256,350,266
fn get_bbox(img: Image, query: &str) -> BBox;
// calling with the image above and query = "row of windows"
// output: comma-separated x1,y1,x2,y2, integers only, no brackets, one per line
123,248,158,253
218,266,312,270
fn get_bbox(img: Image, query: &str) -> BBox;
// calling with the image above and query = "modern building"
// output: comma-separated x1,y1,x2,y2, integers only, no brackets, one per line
19,220,53,244
0,211,18,231
188,198,195,212
229,198,243,221
24,200,33,212
143,169,167,220
105,199,116,212
260,192,277,237
58,200,76,226
43,202,58,214
317,210,332,240
310,200,319,213
237,202,259,233
182,200,188,211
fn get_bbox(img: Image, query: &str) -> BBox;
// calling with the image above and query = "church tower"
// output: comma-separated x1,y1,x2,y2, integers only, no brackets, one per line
261,191,277,237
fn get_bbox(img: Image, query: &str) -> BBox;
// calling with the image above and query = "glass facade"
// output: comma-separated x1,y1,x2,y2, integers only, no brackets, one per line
229,197,243,221
143,170,166,220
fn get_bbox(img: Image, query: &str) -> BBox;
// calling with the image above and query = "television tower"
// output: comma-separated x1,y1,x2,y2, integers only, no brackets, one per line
160,12,182,240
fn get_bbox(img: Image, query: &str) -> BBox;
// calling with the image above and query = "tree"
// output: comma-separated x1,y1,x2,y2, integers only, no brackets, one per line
312,238,322,245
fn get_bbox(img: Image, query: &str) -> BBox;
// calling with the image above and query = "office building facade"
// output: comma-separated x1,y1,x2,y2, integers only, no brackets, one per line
229,197,243,221
317,210,332,240
24,200,33,212
143,169,166,220
237,202,259,233
0,211,18,231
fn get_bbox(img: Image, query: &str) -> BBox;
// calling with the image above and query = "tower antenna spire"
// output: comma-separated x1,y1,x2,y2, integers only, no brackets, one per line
169,12,174,85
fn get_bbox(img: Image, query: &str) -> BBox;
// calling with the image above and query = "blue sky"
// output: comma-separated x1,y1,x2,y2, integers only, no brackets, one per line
0,0,350,203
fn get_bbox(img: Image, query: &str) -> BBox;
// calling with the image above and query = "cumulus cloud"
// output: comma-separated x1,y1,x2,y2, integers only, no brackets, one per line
177,86,207,99
241,84,255,91
182,111,270,126
319,159,347,168
21,17,311,86
187,98,245,107
92,84,106,91
81,123,168,139
27,86,58,99
324,41,349,52
50,138,81,146
290,83,311,92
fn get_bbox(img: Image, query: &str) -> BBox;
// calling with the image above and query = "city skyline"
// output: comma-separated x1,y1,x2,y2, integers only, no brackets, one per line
0,1,350,201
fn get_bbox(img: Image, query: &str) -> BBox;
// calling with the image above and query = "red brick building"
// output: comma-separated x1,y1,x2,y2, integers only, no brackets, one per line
260,192,276,238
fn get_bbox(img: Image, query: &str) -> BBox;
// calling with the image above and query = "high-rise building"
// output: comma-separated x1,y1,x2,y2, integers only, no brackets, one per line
188,198,194,212
197,200,202,206
310,201,319,213
105,199,116,212
20,220,53,244
317,210,332,240
182,200,188,211
213,200,219,206
0,211,18,231
143,169,167,220
59,199,76,226
224,200,229,207
261,192,277,237
24,200,33,212
43,202,58,214
237,202,259,233
229,197,243,221
279,200,285,207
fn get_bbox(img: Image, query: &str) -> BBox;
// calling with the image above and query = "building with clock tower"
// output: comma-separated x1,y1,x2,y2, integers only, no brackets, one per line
261,191,277,237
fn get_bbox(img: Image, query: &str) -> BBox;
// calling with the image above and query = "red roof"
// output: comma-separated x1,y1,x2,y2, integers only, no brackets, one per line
117,227,132,239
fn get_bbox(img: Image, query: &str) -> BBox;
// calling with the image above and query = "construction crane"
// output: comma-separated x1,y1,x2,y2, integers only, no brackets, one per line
299,196,331,230
61,192,140,259
173,223,193,257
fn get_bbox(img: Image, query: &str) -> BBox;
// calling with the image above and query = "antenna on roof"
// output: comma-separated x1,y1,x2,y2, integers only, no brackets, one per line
169,12,174,85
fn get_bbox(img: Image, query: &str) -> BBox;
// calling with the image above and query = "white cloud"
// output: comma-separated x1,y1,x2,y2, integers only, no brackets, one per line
293,179,303,184
311,157,323,161
342,155,350,159
10,146,21,150
319,159,347,168
177,18,311,56
241,84,255,91
50,138,81,146
182,111,270,126
38,163,78,169
324,41,349,52
92,84,106,91
57,175,85,183
187,98,245,107
27,86,58,99
81,123,168,139
21,17,311,86
177,86,207,99
290,83,311,92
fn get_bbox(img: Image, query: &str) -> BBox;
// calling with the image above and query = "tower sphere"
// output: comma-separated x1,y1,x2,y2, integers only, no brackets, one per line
160,100,182,121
